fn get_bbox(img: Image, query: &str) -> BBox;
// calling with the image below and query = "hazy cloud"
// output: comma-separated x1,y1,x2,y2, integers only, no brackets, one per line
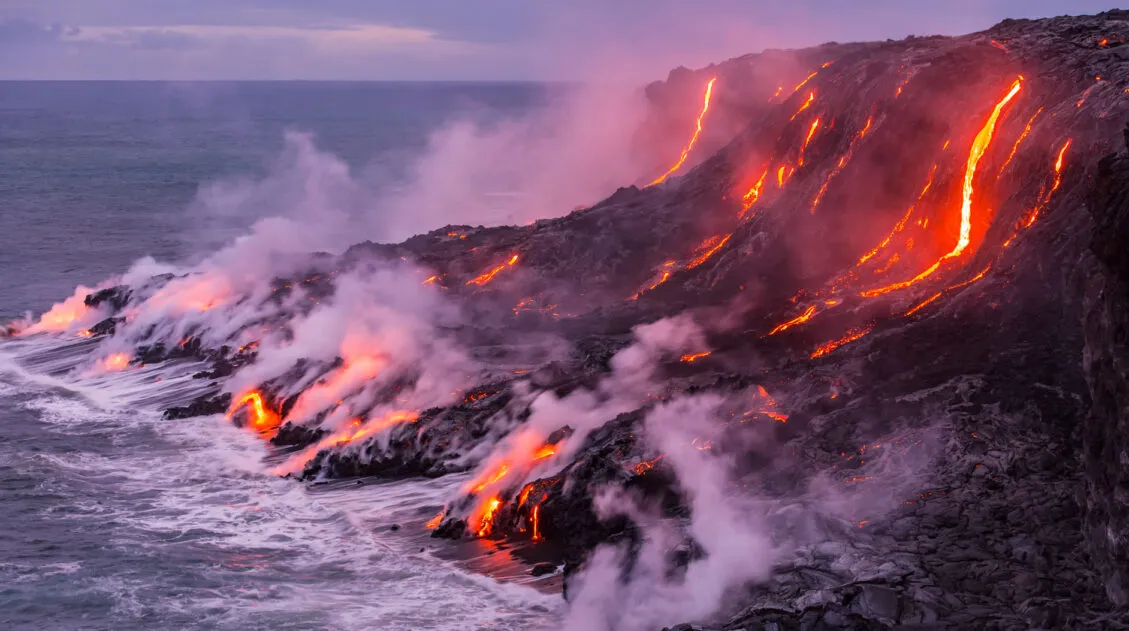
0,0,1117,80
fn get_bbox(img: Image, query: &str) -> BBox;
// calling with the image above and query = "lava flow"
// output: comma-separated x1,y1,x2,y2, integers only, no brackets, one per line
227,391,281,435
649,77,718,186
861,78,1023,298
466,254,519,287
768,305,817,336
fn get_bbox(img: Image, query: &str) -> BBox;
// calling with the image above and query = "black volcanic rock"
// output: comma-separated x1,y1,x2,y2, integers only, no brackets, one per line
164,393,231,420
84,285,131,312
1083,146,1129,607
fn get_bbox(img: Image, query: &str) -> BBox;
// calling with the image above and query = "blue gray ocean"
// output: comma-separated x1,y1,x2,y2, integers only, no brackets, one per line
0,81,563,630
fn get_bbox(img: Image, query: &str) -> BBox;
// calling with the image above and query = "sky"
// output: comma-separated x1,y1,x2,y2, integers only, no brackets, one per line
0,1,1120,81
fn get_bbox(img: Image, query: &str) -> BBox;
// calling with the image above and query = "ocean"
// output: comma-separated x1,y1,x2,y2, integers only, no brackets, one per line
0,81,562,630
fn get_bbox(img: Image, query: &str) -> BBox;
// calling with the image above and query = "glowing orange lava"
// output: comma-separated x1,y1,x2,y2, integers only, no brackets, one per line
680,351,711,363
789,92,815,122
650,77,718,186
426,511,444,529
811,325,874,359
1000,108,1043,174
532,444,558,461
475,497,503,537
470,464,511,494
100,353,130,372
531,504,544,541
856,164,938,266
271,410,419,476
740,168,770,216
1021,138,1071,228
797,117,822,166
811,115,874,212
467,254,519,287
768,305,817,336
686,234,731,269
861,78,1022,298
905,292,942,316
227,391,281,434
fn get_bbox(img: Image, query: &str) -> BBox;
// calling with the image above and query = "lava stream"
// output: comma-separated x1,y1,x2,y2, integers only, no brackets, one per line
861,78,1023,298
227,391,281,435
466,254,519,287
811,324,874,358
768,305,817,336
649,77,718,186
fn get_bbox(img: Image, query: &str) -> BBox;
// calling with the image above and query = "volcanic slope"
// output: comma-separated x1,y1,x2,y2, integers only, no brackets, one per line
7,10,1129,631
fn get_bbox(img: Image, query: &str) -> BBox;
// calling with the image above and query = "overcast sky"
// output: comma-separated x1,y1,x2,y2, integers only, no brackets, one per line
0,1,1118,81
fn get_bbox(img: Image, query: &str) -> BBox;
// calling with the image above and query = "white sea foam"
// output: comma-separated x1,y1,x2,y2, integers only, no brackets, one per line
2,347,562,631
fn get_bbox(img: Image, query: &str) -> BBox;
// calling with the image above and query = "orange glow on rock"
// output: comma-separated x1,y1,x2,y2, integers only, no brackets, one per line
650,77,718,186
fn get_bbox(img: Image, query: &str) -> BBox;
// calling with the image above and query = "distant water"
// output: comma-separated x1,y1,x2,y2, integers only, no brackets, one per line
0,81,560,630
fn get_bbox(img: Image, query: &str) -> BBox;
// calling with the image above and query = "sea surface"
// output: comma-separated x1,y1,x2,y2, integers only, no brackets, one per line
0,81,561,630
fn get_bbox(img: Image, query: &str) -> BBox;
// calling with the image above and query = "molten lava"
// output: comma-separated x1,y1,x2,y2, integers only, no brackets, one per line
768,305,817,336
426,511,444,529
686,234,731,269
856,164,938,266
680,351,711,363
1000,108,1043,174
532,444,558,462
531,504,544,542
649,77,718,186
475,496,503,537
797,118,822,166
227,391,281,434
740,168,770,216
811,115,875,212
811,325,874,359
789,92,815,122
1021,138,1072,228
861,78,1023,297
271,410,419,476
467,254,519,287
100,353,130,372
470,464,511,494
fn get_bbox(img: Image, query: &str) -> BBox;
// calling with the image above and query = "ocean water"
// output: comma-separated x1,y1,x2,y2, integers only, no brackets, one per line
0,81,561,630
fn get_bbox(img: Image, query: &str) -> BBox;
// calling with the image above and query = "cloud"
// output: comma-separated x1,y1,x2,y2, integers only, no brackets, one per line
0,18,73,46
0,1,1121,79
